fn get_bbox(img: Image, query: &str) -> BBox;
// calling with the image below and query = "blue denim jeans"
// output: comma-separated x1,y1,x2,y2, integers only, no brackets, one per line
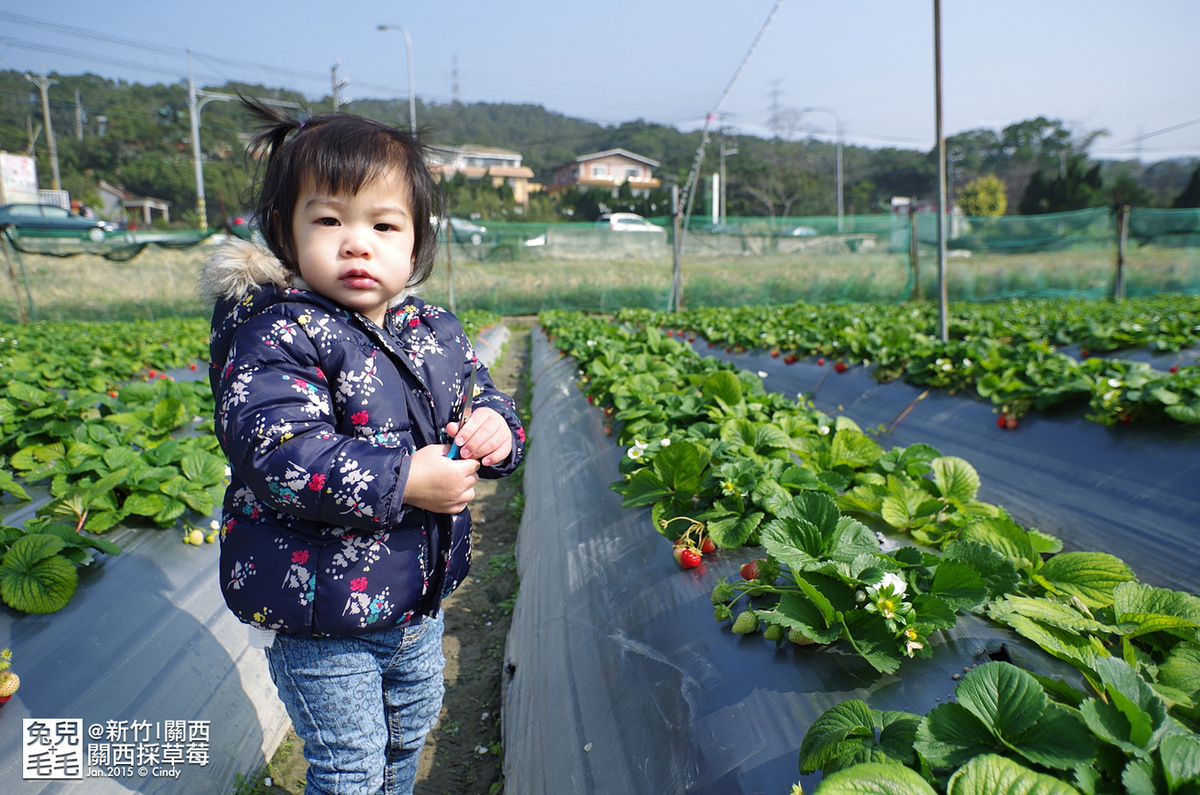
265,612,446,795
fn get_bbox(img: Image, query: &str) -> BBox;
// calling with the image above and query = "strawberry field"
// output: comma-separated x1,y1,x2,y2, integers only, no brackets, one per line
503,295,1200,794
2,291,1198,793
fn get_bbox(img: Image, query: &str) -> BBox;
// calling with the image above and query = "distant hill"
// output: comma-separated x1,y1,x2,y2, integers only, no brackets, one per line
1,70,1195,222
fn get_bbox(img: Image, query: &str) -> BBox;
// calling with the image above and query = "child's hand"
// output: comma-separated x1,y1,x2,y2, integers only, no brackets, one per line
403,444,480,514
445,407,513,467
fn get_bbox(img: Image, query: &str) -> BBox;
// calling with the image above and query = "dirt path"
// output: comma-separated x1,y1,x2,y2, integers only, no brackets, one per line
257,320,533,795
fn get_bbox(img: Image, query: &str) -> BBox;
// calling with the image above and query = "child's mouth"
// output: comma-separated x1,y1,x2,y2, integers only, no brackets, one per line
341,271,377,289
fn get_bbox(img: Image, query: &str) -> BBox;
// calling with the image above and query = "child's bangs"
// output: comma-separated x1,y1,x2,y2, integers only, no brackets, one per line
296,126,410,197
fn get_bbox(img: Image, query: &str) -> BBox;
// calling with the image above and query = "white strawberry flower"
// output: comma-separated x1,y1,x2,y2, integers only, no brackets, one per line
878,571,907,596
627,440,649,460
660,438,671,447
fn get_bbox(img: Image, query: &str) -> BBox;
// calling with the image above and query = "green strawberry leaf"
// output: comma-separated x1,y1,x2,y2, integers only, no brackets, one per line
928,558,988,612
946,753,1085,795
932,456,981,505
915,701,996,769
943,539,1021,601
1159,733,1200,791
960,515,1038,574
815,761,938,794
1035,551,1135,608
0,534,79,614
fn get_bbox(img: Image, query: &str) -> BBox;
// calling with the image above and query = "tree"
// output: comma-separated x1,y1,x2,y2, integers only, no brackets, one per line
1172,165,1200,208
957,174,1008,217
1018,157,1105,214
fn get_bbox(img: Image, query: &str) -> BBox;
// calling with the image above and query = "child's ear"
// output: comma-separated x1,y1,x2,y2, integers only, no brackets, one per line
271,209,294,263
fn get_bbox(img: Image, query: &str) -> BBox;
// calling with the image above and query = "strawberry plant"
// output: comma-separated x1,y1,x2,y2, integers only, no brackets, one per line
0,516,122,613
617,295,1200,426
796,657,1200,794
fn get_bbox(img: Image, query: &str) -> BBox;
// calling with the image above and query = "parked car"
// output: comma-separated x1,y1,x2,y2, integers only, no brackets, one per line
0,203,115,242
226,214,261,241
438,216,489,245
596,212,664,233
781,225,818,237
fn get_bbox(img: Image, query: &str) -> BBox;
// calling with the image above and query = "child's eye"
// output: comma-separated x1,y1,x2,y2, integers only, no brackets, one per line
317,217,339,226
374,223,398,232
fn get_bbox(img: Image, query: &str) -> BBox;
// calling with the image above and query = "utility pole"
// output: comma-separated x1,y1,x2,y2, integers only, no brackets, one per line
377,25,416,132
332,60,351,111
74,90,84,140
718,125,737,225
188,49,300,228
933,0,949,342
25,71,61,190
801,106,844,232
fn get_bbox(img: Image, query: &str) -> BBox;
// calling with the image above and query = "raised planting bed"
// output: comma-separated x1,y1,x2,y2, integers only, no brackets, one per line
503,331,1093,793
505,312,1200,793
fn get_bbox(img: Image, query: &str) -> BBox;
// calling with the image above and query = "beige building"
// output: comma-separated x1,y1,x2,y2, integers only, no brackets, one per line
429,144,538,205
549,148,661,196
97,180,172,226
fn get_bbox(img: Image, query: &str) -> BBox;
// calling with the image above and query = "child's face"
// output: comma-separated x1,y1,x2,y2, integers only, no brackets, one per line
291,170,417,326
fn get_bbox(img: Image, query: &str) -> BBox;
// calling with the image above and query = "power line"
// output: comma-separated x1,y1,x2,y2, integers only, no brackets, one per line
1107,117,1200,149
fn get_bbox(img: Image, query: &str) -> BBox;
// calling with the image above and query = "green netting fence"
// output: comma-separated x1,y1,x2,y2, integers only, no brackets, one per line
3,206,1199,322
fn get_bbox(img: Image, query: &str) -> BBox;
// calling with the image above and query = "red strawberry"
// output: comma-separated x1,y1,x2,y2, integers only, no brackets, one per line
189,362,198,370
1005,415,1018,430
817,358,825,366
770,349,780,358
699,537,716,554
997,414,1008,429
1170,365,1179,374
673,546,702,569
740,559,763,580
1080,349,1090,359
147,369,157,378
783,354,798,365
834,362,847,373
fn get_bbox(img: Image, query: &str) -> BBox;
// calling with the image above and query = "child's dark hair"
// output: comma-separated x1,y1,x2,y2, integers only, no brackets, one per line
242,97,443,287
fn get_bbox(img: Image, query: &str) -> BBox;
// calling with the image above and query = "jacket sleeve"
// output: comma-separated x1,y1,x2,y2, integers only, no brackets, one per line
447,317,526,479
214,312,413,532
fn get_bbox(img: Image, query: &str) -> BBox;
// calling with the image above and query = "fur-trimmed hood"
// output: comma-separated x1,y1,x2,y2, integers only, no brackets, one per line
199,238,292,303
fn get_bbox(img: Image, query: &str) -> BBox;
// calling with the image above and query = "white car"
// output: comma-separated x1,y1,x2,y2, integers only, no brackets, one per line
595,212,664,233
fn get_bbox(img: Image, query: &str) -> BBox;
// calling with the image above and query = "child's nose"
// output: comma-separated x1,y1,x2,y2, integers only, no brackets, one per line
341,229,372,257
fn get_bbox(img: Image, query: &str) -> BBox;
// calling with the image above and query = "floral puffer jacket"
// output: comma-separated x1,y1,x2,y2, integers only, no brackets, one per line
202,239,524,636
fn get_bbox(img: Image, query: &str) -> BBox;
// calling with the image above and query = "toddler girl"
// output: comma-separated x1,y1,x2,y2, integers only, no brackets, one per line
201,99,525,794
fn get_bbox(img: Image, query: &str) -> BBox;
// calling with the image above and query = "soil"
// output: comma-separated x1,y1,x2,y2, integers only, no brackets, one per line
257,319,534,795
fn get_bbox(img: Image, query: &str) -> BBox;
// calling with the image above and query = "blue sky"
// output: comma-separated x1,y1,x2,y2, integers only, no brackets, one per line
3,0,1198,162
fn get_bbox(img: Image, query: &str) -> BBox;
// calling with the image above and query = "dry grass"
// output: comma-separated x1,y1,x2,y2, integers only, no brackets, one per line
3,239,1197,323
